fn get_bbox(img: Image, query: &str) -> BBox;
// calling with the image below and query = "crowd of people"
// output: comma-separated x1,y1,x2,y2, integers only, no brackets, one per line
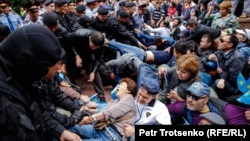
0,0,250,141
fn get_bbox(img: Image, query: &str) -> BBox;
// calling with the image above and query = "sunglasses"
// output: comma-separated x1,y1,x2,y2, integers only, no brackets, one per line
219,38,231,43
186,92,207,101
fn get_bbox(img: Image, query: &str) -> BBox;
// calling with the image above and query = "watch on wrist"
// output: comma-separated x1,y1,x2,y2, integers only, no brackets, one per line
92,115,97,122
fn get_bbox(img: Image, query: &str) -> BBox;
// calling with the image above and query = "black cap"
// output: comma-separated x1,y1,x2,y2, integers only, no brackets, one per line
119,1,126,7
53,0,67,5
44,0,53,6
43,11,59,27
118,10,129,18
138,3,147,9
79,15,93,27
24,0,40,13
66,0,73,4
76,4,86,13
0,0,9,6
125,2,135,7
97,7,108,15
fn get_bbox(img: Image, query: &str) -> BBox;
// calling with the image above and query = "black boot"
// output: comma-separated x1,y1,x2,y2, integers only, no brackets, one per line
97,93,106,103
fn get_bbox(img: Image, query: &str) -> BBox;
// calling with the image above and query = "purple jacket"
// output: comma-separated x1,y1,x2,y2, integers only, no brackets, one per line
167,101,249,125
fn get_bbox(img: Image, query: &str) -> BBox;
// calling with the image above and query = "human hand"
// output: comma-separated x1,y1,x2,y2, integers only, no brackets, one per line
124,124,135,137
78,116,93,126
157,67,167,79
60,81,71,87
75,55,82,68
216,67,223,74
167,89,180,101
59,130,82,141
208,54,217,61
216,79,225,89
245,110,250,121
88,72,95,82
138,42,147,50
109,72,115,80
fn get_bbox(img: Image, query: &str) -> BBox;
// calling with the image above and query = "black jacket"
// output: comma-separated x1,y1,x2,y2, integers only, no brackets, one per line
31,78,80,139
214,49,245,87
70,28,104,73
185,24,221,44
0,25,64,141
91,15,139,46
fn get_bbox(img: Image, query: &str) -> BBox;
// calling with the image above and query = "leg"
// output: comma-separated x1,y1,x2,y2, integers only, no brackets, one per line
242,0,250,17
231,0,240,15
93,72,106,102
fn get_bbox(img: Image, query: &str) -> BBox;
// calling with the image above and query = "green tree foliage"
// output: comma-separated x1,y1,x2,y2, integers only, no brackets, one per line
9,0,27,14
10,0,44,15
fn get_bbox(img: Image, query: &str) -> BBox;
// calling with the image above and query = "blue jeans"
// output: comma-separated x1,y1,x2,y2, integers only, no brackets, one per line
107,41,145,61
70,124,122,141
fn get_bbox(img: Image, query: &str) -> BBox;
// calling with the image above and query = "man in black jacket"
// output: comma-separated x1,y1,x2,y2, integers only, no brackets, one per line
0,25,73,141
185,19,221,44
91,7,147,50
70,28,107,102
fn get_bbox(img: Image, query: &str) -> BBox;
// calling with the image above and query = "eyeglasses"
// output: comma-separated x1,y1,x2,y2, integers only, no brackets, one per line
219,38,231,43
186,92,207,101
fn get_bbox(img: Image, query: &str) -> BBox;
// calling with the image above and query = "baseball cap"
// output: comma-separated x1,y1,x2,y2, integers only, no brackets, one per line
118,10,129,18
53,0,67,5
186,82,210,97
200,112,226,125
24,0,40,13
97,7,108,15
235,29,250,40
85,0,96,3
141,77,160,94
76,4,86,13
44,0,53,6
125,2,135,7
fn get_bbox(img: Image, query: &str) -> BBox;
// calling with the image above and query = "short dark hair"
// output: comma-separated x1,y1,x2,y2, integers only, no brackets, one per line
154,36,162,44
172,40,188,55
186,19,198,27
202,34,215,47
90,31,104,46
228,34,239,48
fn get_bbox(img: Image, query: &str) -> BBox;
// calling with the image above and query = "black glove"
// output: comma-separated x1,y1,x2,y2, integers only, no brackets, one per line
71,110,90,124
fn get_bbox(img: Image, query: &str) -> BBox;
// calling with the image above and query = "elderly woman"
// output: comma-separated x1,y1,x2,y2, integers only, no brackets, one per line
234,29,250,63
70,77,137,141
158,54,200,104
206,0,239,30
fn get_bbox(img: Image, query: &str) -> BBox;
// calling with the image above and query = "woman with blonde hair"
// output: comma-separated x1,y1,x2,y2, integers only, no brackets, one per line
206,0,240,30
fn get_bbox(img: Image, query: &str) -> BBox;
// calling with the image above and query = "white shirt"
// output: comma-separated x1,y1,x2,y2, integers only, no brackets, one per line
134,99,171,125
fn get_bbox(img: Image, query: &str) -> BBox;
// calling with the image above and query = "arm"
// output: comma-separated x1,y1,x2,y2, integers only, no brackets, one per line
90,95,135,122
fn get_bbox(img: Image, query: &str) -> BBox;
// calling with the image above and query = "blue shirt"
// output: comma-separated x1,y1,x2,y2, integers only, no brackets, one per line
0,11,23,32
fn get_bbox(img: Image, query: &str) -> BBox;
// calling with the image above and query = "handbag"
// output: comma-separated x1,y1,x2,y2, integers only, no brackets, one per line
94,113,135,130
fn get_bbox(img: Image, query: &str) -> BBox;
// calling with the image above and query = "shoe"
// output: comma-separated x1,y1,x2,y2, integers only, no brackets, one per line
97,93,106,103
